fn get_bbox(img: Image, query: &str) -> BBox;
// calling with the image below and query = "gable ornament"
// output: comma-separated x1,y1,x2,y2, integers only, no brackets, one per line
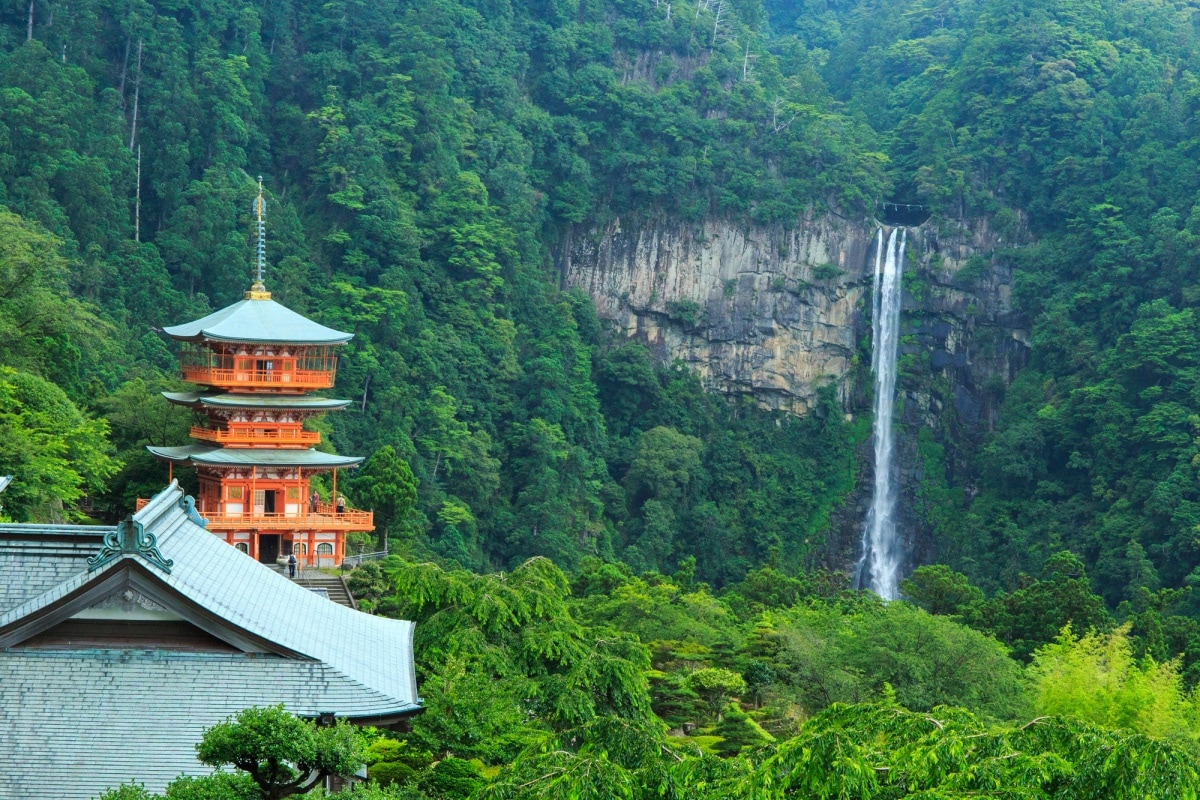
87,515,174,574
179,494,209,528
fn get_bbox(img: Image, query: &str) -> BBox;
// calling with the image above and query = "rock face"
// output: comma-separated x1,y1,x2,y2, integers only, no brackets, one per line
563,213,1030,573
563,215,877,413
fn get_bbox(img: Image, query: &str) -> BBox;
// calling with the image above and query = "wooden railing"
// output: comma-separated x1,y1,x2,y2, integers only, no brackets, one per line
189,425,321,448
204,509,373,531
180,365,336,390
134,498,372,531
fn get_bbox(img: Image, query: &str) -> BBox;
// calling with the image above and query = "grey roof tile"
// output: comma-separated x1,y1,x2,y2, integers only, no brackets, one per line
162,298,352,344
0,483,420,800
145,445,363,468
162,391,351,410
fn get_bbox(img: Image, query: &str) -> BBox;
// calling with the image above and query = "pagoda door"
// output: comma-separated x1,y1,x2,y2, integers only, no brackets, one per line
259,534,280,563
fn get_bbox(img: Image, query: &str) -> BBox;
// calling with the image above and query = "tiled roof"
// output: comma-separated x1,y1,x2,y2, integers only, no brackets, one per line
0,651,403,799
145,445,363,467
0,483,420,799
162,298,353,344
162,390,351,410
0,525,110,610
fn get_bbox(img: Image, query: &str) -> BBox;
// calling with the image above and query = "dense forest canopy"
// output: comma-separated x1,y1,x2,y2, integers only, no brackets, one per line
8,0,1200,792
4,0,1200,608
0,0,884,582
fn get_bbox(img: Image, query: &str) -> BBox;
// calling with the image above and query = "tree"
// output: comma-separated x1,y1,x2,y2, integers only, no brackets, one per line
900,564,984,617
1029,624,1200,745
978,551,1114,662
195,706,363,799
711,703,773,757
350,445,419,548
685,668,747,719
0,367,120,521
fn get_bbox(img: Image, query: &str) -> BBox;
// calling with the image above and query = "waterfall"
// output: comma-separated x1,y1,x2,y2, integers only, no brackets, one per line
856,227,907,600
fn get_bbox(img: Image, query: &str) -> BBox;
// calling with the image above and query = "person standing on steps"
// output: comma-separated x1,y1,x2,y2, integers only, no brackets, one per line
287,552,297,579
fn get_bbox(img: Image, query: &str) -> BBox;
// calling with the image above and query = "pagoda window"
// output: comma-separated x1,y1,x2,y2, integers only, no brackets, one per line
235,543,249,554
295,543,308,555
316,543,333,555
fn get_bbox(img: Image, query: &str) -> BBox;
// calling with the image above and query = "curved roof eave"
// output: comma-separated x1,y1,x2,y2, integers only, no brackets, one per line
146,445,363,468
162,391,352,411
162,298,353,345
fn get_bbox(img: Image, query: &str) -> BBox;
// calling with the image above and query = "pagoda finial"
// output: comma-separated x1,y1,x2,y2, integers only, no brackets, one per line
246,175,271,300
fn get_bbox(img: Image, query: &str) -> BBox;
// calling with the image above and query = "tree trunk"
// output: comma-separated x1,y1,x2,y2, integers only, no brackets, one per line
135,144,142,242
118,36,131,111
128,38,143,151
27,0,34,40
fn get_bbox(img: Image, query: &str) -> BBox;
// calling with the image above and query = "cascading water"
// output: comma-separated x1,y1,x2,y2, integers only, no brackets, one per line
855,227,907,600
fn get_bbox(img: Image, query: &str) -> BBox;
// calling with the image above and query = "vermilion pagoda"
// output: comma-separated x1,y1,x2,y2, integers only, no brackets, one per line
145,181,372,566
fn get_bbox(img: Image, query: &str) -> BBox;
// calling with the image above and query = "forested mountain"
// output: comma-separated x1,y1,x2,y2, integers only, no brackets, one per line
0,0,882,580
6,0,1200,607
6,0,1200,628
11,0,1200,792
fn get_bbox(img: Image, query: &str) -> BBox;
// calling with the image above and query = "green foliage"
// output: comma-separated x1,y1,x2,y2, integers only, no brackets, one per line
195,706,363,799
977,551,1115,661
1029,624,1200,746
385,556,654,760
752,600,1026,721
711,703,773,757
900,564,984,617
417,757,485,799
350,445,420,546
0,0,872,583
162,773,260,800
0,367,120,521
95,785,154,800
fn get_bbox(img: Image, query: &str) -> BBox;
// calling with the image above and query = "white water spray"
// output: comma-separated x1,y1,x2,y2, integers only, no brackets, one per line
856,227,907,600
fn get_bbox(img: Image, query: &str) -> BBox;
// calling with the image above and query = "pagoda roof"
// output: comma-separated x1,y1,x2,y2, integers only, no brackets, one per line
163,390,351,411
162,297,353,345
0,482,420,799
147,445,362,468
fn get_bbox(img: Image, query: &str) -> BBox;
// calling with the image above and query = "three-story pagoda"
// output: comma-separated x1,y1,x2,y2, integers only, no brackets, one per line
146,179,373,566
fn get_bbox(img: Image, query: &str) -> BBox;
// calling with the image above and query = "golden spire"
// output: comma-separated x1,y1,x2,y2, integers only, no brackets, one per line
246,176,272,300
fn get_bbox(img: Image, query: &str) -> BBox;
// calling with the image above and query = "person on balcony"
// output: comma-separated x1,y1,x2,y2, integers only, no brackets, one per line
310,490,319,513
336,494,346,515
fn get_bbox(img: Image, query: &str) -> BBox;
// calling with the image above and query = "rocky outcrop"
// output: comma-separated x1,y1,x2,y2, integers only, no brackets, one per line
563,214,878,413
562,212,1031,572
563,214,1026,413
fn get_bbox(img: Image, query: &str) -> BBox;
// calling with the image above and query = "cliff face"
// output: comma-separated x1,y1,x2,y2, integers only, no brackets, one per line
563,215,876,413
563,213,1030,571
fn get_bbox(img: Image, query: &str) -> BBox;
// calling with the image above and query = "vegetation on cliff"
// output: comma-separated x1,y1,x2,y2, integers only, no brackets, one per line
0,0,875,578
10,0,1200,791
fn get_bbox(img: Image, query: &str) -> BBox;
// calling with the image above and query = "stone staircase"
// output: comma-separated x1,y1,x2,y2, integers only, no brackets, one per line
269,565,356,608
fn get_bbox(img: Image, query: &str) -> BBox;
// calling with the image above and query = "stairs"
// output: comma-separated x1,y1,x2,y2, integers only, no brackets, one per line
269,565,356,608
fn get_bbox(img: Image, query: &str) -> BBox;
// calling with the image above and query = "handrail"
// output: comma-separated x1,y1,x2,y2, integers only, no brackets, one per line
134,498,373,531
180,365,335,389
204,509,374,530
341,548,389,570
189,425,321,447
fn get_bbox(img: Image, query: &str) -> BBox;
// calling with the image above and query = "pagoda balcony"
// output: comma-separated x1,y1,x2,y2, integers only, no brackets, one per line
135,498,373,532
177,345,340,392
189,425,321,448
180,364,336,391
